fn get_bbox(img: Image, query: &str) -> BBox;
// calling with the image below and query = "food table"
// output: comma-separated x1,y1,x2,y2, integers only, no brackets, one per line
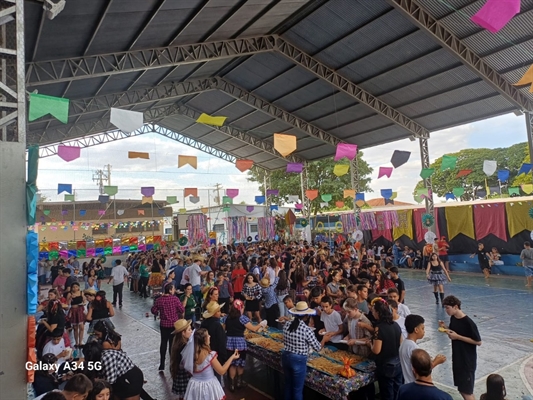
245,328,375,400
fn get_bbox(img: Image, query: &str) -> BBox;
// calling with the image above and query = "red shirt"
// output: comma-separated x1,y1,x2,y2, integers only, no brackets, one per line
231,268,247,293
151,295,185,328
436,240,449,256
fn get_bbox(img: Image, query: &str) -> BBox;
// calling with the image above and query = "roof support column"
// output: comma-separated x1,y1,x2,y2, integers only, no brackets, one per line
300,162,310,219
264,172,272,217
526,112,533,186
350,158,361,228
419,137,435,233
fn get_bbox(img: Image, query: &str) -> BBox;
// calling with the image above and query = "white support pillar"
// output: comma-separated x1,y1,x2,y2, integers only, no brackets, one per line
349,157,361,223
525,112,533,185
419,137,436,233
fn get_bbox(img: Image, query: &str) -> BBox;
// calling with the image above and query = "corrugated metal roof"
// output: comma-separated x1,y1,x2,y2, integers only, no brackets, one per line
24,0,533,171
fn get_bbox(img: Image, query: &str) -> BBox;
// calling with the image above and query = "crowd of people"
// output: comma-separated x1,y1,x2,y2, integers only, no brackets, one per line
31,238,518,400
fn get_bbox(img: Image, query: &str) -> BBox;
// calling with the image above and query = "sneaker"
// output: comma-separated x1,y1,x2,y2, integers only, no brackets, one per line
119,304,123,309
158,364,165,372
112,303,117,307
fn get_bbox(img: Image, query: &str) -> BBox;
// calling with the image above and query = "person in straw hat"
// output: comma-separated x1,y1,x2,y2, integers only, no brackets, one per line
170,319,193,400
200,302,228,385
259,264,281,327
282,301,323,400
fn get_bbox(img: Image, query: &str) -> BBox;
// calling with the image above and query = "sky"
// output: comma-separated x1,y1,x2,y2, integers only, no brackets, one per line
37,111,528,208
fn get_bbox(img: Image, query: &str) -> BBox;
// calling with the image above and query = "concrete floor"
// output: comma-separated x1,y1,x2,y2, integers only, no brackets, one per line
41,268,533,400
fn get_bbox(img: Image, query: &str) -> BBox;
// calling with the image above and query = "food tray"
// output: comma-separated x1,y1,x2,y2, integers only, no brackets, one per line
247,336,284,352
307,356,341,377
353,360,376,373
320,348,364,366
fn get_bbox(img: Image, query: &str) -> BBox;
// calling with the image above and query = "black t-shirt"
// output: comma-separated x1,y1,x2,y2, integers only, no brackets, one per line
372,321,401,366
309,300,325,333
46,309,66,332
397,382,453,400
449,315,481,371
476,250,489,266
392,277,405,296
64,276,76,291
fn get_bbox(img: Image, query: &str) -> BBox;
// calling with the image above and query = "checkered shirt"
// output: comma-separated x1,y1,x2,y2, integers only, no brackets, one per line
283,319,321,356
242,283,262,300
261,277,279,309
151,295,185,328
101,350,135,384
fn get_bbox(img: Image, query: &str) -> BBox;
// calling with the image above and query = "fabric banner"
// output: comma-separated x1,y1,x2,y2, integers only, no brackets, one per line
473,203,507,241
371,227,393,242
306,190,318,200
273,133,297,156
506,201,533,237
26,145,39,226
196,113,227,126
333,164,349,177
393,210,413,240
413,208,426,243
343,190,355,199
110,108,144,133
445,206,475,240
334,143,358,161
29,93,69,123
235,159,253,172
471,0,520,33
286,163,303,173
178,155,197,169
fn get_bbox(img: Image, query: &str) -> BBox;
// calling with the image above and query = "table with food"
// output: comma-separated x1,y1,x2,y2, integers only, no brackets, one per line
244,326,376,400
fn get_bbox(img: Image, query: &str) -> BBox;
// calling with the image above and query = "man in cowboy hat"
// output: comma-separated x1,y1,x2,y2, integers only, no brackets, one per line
200,301,227,384
259,265,280,327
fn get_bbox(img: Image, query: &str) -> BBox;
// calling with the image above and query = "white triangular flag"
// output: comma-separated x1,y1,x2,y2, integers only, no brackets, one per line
110,108,144,133
320,202,328,208
483,160,497,176
287,195,299,202
117,210,124,215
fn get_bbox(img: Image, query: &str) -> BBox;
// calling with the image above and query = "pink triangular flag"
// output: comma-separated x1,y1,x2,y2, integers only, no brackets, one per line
378,167,393,179
471,0,520,33
57,145,81,162
226,189,239,199
295,204,303,210
334,143,357,161
246,206,254,212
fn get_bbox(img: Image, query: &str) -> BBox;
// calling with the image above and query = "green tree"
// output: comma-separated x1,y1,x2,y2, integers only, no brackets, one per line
247,153,373,216
511,145,531,186
414,143,526,200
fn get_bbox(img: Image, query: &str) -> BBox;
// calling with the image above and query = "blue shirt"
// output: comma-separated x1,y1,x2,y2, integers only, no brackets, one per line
397,382,452,400
173,265,186,285
261,277,279,308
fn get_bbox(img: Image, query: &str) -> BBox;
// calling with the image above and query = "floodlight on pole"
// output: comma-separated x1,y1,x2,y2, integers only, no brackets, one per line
42,0,66,20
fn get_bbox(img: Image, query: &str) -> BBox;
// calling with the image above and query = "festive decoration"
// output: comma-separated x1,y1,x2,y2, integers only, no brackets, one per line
305,190,318,200
142,196,153,204
286,163,303,173
141,187,155,197
255,195,265,204
522,184,533,195
483,160,497,176
343,190,355,199
445,206,475,240
380,189,393,199
334,143,357,161
189,196,200,204
166,196,178,204
196,113,227,126
378,167,393,179
270,205,278,211
137,210,144,215
184,188,197,197
497,170,510,182
452,187,465,198
518,163,533,176
335,201,344,208
57,145,81,162
424,231,436,244
104,186,118,196
471,0,520,33
178,155,197,169
420,168,435,179
258,217,276,240
321,194,332,203
421,213,435,228
57,184,72,194
273,133,297,157
178,236,188,246
128,151,149,159
267,189,279,196
246,206,254,212
300,219,308,227
390,150,410,168
226,189,239,199
445,193,455,200
29,93,69,124
333,164,349,177
110,108,143,133
64,194,75,201
222,196,233,204
235,159,253,172
441,155,457,171
456,169,472,178
187,214,208,246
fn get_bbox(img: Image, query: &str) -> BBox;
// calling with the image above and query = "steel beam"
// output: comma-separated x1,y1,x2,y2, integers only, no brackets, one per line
526,112,533,185
384,0,532,112
349,157,361,221
26,35,277,87
419,136,435,231
213,77,343,147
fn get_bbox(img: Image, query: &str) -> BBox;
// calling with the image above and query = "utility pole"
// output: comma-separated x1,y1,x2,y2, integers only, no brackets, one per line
92,165,112,194
213,183,223,205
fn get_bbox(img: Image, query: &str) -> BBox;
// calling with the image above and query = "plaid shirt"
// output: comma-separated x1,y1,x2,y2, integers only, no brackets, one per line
242,283,262,300
101,350,135,384
151,295,185,328
283,319,321,355
261,277,279,309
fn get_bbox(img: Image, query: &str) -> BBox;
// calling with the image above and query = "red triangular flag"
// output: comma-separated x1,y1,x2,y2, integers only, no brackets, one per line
456,169,473,178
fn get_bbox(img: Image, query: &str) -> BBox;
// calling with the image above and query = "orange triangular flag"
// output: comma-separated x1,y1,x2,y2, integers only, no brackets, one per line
236,159,254,172
343,189,355,199
137,209,145,215
274,133,297,157
514,64,533,92
305,190,318,200
128,151,149,159
178,155,197,169
336,201,345,208
184,188,198,197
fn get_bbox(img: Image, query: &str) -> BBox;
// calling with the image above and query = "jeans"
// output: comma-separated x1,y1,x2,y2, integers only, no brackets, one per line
282,351,307,400
376,357,403,400
112,283,124,306
159,325,174,368
277,294,287,318
139,276,149,297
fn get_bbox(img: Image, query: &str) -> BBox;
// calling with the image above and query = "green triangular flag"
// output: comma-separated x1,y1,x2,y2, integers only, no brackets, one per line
452,187,465,198
420,168,435,179
103,185,118,196
321,194,332,202
508,187,520,196
222,206,230,212
43,210,50,215
166,196,178,204
441,155,457,171
413,194,423,203
222,196,233,204
64,194,75,201
179,208,187,214
416,188,429,197
29,93,69,124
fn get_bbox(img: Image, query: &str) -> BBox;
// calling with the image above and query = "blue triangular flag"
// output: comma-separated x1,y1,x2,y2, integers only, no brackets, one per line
497,170,510,182
518,163,532,176
445,192,456,200
57,183,72,194
381,189,393,199
79,210,86,216
98,195,109,203
158,209,165,216
355,193,365,201
255,195,265,204
270,205,278,211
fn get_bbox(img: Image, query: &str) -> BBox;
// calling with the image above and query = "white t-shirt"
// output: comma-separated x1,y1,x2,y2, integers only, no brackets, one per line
110,265,129,286
398,303,411,318
181,266,190,285
42,338,67,365
399,338,419,383
189,263,202,286
320,310,343,342
395,316,407,339
266,266,275,283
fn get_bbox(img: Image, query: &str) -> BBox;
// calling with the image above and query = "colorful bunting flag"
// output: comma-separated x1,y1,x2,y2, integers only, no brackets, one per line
270,205,278,211
166,196,178,204
29,93,69,124
416,188,429,199
320,202,328,208
98,210,106,215
226,189,239,199
184,188,197,197
445,192,455,200
178,155,197,169
390,150,411,168
378,167,393,179
255,196,265,204
179,208,187,214
518,163,532,175
483,160,497,176
222,196,233,204
273,133,297,157
64,194,75,201
196,113,227,126
117,210,124,215
355,193,365,202
452,187,465,198
335,201,344,208
57,145,81,162
286,163,303,173
57,184,72,194
420,168,435,179
287,195,299,203
456,169,473,178
334,143,357,161
441,155,457,171
267,189,279,196
142,196,153,204
79,210,86,216
141,187,155,197
104,186,118,196
508,187,520,196
381,189,393,199
497,170,510,182
201,207,208,214
137,210,145,215
471,0,520,33
222,206,230,212
128,151,149,159
189,196,200,204
110,108,143,133
521,184,533,194
235,159,253,172
305,190,318,200
295,204,303,210
333,164,350,177
321,194,332,203
343,190,355,199
246,206,254,212
98,195,109,203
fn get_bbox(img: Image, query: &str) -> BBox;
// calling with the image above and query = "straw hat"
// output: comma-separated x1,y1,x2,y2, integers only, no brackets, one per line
172,319,192,335
202,301,225,319
192,254,204,262
288,301,316,315
83,289,97,296
259,277,271,288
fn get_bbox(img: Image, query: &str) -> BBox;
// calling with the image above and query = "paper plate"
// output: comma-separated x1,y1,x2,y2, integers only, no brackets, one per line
352,230,363,241
424,231,436,243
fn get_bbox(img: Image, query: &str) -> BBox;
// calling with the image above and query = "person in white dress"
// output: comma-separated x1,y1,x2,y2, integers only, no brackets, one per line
182,328,240,400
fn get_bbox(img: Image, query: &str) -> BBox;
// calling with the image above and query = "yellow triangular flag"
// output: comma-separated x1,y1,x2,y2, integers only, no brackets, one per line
142,196,153,204
333,164,349,177
514,65,533,92
196,113,227,127
343,189,356,199
274,133,297,157
522,184,533,194
391,192,398,200
178,155,197,169
128,151,149,159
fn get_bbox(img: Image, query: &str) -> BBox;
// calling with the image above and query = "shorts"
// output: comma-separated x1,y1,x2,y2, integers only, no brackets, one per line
480,263,491,271
439,255,449,262
454,368,475,395
525,266,533,277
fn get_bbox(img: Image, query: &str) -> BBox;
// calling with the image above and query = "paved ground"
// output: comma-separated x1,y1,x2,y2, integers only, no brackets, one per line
39,268,533,399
